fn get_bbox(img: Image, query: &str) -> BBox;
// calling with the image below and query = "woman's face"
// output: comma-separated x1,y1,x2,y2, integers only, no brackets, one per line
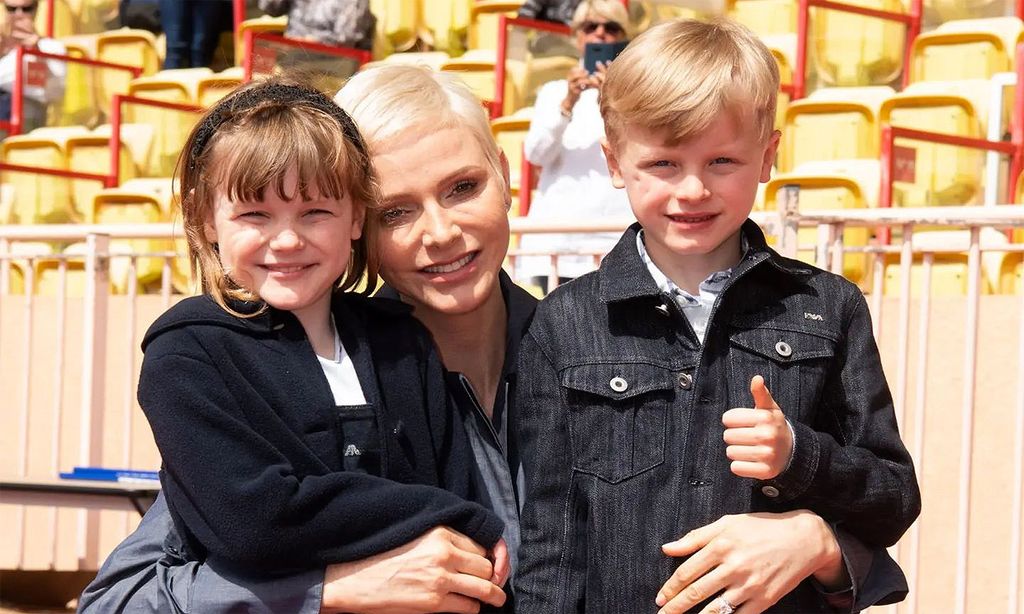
575,13,627,52
371,126,510,316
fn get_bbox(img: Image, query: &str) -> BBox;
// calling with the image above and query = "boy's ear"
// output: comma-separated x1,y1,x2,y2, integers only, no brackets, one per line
759,130,782,183
601,137,626,189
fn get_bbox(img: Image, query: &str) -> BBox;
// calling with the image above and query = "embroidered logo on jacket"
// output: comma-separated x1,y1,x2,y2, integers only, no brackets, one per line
344,444,362,457
804,312,824,321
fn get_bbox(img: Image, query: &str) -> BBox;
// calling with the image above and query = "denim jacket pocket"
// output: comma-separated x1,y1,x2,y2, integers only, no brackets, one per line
728,325,837,422
560,362,674,484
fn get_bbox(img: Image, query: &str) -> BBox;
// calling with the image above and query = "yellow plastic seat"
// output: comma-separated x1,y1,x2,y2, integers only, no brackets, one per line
92,123,155,177
35,243,96,296
0,135,74,224
379,51,452,70
882,229,1007,297
96,29,161,109
813,0,906,87
125,76,202,176
910,17,1022,82
90,189,171,292
236,15,288,65
730,0,797,35
491,109,532,214
370,0,419,54
56,42,100,127
924,0,1015,25
33,0,74,39
780,86,893,172
635,0,703,30
65,134,137,219
764,160,879,285
72,0,121,34
469,1,523,52
441,55,506,116
879,86,985,206
419,0,472,55
118,177,175,217
197,74,243,108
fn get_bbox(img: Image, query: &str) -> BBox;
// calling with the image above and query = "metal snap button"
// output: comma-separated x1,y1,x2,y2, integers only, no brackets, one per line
654,303,670,316
775,341,792,358
761,485,780,498
609,376,628,392
677,372,692,390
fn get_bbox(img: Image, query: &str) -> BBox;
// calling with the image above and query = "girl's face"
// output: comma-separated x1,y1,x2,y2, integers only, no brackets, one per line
371,126,510,316
204,166,364,324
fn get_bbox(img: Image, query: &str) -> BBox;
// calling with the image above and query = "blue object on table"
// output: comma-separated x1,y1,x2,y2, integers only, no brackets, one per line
59,466,160,483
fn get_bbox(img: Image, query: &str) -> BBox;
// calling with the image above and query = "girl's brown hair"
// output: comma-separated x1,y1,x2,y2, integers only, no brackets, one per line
176,77,380,315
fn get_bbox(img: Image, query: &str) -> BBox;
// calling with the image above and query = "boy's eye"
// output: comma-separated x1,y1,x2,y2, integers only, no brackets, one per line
648,160,674,168
712,157,734,165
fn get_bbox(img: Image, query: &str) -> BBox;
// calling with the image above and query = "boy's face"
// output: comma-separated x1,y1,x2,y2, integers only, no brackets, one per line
602,112,779,278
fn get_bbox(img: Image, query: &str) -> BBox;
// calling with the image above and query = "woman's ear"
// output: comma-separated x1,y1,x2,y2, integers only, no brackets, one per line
499,149,512,209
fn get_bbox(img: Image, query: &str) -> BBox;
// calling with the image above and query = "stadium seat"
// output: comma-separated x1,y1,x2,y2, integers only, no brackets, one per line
490,108,532,214
0,134,75,224
469,1,522,53
780,86,893,172
1,241,51,294
370,0,419,54
730,0,797,36
879,85,985,206
764,160,879,285
812,0,906,87
419,0,471,55
924,0,1016,26
882,229,1008,296
125,75,203,176
910,17,1022,82
35,242,96,296
65,134,137,219
92,123,155,176
89,189,171,293
377,51,452,70
118,177,175,216
56,42,100,127
95,28,160,121
441,55,505,115
760,34,796,129
235,15,288,65
32,0,74,39
196,74,243,108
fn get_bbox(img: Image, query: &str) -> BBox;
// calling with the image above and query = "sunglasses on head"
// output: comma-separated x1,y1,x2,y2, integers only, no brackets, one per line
580,20,624,36
4,2,37,13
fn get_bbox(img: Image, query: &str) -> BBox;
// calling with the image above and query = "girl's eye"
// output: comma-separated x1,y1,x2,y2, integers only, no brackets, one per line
304,208,334,218
237,210,268,220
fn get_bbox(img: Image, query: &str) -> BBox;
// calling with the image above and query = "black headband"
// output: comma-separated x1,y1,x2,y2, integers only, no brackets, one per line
187,82,369,172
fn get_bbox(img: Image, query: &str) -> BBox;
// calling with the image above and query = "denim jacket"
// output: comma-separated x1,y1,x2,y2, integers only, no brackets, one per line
514,221,921,613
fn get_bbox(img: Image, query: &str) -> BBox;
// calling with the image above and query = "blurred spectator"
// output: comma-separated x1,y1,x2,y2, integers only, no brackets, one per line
517,0,633,292
0,0,66,132
259,0,375,51
159,0,232,68
518,0,582,25
117,0,161,33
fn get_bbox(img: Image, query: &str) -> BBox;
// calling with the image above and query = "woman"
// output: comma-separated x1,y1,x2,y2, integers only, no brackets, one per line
78,67,904,613
517,0,634,292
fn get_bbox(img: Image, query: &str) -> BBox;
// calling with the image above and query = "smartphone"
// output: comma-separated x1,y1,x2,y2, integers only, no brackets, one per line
583,41,628,74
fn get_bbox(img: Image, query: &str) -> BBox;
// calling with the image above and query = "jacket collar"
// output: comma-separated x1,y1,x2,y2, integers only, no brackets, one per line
597,220,813,304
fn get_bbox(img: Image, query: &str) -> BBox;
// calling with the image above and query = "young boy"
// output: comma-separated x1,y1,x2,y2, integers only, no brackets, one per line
514,18,921,613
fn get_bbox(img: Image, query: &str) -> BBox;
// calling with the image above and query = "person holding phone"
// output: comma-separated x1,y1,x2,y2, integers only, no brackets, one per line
517,0,633,293
0,0,66,132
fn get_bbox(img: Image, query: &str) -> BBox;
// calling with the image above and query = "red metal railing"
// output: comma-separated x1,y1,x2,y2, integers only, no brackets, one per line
794,0,923,99
241,30,372,81
108,94,204,186
233,0,246,40
0,47,142,136
494,15,572,119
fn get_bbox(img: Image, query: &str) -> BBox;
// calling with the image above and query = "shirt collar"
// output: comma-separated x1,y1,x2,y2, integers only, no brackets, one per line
635,230,748,301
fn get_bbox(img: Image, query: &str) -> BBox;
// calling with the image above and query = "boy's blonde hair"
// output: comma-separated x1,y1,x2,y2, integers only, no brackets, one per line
177,77,380,313
334,65,507,197
571,0,634,38
600,18,779,147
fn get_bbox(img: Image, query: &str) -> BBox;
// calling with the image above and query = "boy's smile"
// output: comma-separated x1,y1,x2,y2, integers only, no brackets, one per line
602,112,779,292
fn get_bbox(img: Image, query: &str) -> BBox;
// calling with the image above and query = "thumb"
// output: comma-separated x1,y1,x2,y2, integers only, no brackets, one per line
750,375,779,411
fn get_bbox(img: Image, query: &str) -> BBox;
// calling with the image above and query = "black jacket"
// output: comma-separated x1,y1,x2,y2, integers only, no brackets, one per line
138,292,503,573
515,221,921,613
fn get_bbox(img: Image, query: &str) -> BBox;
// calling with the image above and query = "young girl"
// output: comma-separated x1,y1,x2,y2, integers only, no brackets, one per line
137,78,506,581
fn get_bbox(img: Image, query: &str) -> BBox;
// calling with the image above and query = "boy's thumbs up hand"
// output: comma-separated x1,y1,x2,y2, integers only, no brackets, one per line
722,375,793,480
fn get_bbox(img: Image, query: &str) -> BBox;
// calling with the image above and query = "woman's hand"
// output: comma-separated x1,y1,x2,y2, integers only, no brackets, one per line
561,67,590,116
588,61,609,91
320,526,506,614
655,510,847,614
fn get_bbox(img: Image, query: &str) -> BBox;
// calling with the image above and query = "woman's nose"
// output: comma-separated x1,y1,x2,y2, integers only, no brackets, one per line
421,205,462,248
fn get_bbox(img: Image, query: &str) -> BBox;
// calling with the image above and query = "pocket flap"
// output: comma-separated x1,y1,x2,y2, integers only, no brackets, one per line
561,362,677,400
729,327,836,363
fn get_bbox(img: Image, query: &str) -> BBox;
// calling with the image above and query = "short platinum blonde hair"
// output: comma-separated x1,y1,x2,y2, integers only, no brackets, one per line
334,65,506,190
600,18,779,147
571,0,634,38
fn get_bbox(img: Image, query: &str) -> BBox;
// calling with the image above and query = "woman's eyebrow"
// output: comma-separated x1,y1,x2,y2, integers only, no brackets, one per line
438,165,486,185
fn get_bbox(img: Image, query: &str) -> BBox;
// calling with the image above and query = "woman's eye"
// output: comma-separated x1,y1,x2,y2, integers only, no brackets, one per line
450,180,478,197
380,207,410,225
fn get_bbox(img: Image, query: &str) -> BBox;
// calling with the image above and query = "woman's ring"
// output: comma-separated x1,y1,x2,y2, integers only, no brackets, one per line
715,597,737,614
